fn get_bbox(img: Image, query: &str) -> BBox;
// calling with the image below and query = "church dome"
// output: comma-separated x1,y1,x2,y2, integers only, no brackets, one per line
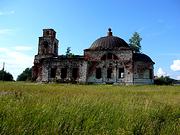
133,53,155,64
89,28,130,50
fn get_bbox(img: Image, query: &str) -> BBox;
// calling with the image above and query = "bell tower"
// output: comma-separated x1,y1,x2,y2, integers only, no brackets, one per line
38,29,59,57
32,29,59,81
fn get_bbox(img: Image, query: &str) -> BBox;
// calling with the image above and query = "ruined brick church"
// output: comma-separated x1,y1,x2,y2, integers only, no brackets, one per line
32,28,154,84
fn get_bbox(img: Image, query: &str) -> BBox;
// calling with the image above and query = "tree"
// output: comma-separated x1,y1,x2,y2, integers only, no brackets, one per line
65,47,74,58
66,47,71,56
154,76,175,85
129,32,142,53
0,70,13,81
17,68,32,81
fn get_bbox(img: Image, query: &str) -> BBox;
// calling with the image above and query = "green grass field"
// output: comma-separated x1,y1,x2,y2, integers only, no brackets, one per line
0,82,179,135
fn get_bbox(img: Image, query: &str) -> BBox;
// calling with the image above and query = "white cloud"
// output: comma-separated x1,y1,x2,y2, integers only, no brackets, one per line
14,46,32,51
0,29,13,35
0,47,33,80
0,47,9,52
170,60,180,71
156,67,167,77
177,76,180,80
0,10,15,16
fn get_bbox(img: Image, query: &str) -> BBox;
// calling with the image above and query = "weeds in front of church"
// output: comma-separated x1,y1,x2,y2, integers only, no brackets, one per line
0,82,179,134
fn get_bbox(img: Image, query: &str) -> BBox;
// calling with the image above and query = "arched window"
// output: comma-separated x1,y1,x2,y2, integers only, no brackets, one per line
119,68,124,78
96,68,101,79
42,41,49,54
61,68,67,79
50,68,56,78
101,54,106,60
43,41,48,48
72,68,79,80
46,31,49,35
107,53,113,59
149,69,153,79
101,53,118,60
113,54,118,60
107,68,112,78
54,43,58,54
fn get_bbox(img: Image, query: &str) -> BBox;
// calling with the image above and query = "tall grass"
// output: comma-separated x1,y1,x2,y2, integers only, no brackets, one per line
0,82,179,134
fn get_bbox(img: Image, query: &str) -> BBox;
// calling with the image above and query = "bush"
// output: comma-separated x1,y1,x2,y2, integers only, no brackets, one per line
17,68,32,81
0,70,14,81
154,76,175,85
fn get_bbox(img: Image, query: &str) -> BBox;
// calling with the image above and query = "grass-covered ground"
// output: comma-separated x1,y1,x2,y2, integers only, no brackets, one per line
0,82,179,135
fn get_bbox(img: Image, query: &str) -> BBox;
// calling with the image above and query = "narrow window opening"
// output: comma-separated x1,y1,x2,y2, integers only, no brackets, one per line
51,68,56,78
72,68,78,80
54,43,57,54
46,31,49,35
113,54,118,60
42,41,49,54
43,41,48,48
139,73,144,79
149,69,153,79
96,68,101,79
107,68,112,78
101,54,106,60
107,53,112,59
61,68,67,79
119,68,124,78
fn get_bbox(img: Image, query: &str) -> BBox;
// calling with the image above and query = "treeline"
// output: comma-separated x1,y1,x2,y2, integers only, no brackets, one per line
0,68,32,81
154,76,177,85
0,70,13,81
16,68,32,81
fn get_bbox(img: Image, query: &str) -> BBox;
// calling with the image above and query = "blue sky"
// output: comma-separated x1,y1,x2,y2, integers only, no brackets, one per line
0,0,180,80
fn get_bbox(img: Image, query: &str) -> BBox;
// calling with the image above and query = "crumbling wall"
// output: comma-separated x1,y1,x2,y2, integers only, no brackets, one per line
133,61,154,84
84,49,134,84
40,58,87,83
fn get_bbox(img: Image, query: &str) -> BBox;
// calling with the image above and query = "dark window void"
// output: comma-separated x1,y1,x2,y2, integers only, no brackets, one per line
101,53,118,60
96,68,101,79
113,55,118,60
46,31,49,35
42,41,49,54
72,68,79,80
119,68,124,78
139,73,144,79
51,68,56,78
101,55,106,60
107,68,112,78
43,41,48,48
107,53,112,59
54,43,58,54
61,68,67,79
149,69,153,79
